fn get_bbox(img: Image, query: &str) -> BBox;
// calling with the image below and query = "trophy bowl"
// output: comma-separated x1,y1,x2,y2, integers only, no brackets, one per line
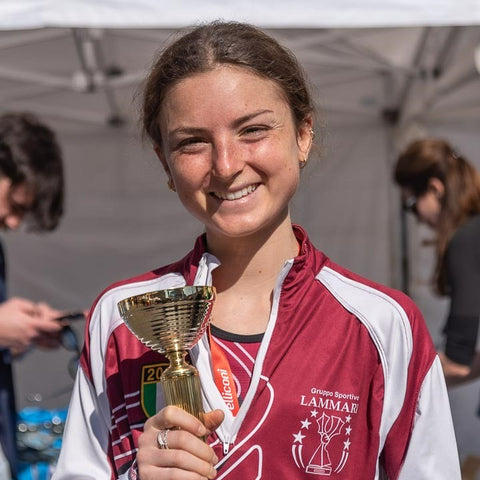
117,286,216,421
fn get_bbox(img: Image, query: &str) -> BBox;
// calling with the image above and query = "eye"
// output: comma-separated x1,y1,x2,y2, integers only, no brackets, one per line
174,136,207,153
241,125,270,138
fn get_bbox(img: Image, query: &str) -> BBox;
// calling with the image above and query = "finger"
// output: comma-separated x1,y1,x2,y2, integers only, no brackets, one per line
31,306,63,333
147,406,208,438
161,428,218,463
138,464,216,480
37,321,63,333
151,428,218,466
30,321,63,334
9,297,37,314
36,302,63,321
203,410,224,434
137,429,217,479
141,407,219,468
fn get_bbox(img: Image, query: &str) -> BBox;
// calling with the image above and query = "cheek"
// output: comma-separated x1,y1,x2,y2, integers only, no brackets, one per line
417,197,441,226
257,139,299,171
170,161,199,184
170,162,209,201
416,200,430,219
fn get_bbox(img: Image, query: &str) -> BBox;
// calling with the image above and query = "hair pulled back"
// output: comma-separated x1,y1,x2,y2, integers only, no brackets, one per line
394,138,480,294
141,21,313,147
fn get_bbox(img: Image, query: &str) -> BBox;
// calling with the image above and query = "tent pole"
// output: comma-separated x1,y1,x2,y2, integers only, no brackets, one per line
399,207,410,295
71,29,124,126
382,71,410,294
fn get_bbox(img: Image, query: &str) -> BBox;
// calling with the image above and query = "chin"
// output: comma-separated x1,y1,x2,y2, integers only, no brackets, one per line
207,220,264,238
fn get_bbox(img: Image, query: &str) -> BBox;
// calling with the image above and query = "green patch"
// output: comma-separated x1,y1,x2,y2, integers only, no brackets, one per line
141,363,168,417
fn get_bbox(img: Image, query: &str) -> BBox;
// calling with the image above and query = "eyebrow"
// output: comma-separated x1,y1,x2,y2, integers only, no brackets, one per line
231,109,274,129
168,109,274,137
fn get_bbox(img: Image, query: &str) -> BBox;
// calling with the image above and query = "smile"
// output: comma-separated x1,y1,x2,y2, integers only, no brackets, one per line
213,184,259,201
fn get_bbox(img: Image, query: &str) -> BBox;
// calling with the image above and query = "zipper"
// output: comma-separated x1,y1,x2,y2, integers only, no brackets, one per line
217,262,292,458
222,438,231,455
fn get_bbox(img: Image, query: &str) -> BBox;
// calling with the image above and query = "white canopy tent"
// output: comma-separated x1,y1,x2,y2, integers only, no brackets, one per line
1,0,479,468
2,0,480,29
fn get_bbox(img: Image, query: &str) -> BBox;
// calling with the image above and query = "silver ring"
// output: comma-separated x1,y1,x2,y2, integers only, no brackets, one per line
157,429,169,450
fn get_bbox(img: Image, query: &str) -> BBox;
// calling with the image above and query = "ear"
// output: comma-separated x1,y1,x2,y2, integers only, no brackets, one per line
428,177,445,199
296,116,314,159
153,145,173,183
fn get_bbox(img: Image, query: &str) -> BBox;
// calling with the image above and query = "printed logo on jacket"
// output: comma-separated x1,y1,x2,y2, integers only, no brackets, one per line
292,387,360,476
141,363,169,417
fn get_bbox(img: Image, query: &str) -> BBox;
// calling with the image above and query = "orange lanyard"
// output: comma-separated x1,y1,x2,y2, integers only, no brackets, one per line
208,327,240,416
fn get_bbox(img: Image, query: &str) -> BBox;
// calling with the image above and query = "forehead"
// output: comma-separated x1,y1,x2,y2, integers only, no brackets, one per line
160,65,290,126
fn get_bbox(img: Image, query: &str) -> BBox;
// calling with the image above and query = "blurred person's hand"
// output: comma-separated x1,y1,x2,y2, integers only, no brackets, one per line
0,297,63,355
439,350,480,386
31,301,68,351
34,306,88,351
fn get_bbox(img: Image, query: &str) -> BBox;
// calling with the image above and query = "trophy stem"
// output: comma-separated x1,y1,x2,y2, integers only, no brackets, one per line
162,350,204,422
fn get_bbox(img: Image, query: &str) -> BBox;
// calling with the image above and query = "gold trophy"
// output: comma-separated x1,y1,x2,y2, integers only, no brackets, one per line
117,286,215,421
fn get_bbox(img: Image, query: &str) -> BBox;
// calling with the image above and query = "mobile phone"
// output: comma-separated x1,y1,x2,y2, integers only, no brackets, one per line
55,311,86,322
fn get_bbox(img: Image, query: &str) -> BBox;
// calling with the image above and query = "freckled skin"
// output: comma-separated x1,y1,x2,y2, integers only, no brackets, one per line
155,65,312,245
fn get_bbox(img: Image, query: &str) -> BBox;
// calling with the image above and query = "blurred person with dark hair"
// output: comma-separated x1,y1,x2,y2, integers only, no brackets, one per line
394,138,480,386
0,112,65,479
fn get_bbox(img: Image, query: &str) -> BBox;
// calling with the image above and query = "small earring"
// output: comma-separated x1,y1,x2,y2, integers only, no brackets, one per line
299,157,308,169
167,179,176,192
310,128,315,139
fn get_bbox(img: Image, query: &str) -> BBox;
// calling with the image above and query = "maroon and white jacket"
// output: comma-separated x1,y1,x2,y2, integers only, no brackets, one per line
53,226,460,480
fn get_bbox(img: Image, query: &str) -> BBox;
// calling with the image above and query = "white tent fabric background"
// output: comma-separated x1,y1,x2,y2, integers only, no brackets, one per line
2,0,480,28
0,0,479,468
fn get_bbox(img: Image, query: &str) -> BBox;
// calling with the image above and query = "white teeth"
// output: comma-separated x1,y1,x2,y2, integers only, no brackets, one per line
215,184,258,200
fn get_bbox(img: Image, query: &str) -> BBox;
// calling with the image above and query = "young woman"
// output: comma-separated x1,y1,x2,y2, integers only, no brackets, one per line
395,138,480,386
54,23,460,480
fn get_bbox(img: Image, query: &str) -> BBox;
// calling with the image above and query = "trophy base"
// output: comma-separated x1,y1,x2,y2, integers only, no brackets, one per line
306,464,332,475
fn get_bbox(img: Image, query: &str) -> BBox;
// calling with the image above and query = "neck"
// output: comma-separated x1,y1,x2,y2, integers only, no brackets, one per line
205,216,299,334
207,220,298,334
207,219,298,292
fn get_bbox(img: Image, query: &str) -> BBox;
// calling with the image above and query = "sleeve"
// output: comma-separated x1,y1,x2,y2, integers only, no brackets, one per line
396,356,461,479
51,367,113,479
443,222,480,365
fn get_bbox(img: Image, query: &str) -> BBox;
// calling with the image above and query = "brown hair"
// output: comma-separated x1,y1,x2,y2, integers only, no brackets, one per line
141,21,314,148
394,138,480,294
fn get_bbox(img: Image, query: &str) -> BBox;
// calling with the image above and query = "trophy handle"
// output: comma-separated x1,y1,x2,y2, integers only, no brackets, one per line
162,350,204,422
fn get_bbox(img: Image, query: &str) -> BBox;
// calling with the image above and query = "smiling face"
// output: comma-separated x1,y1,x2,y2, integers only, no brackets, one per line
156,65,312,243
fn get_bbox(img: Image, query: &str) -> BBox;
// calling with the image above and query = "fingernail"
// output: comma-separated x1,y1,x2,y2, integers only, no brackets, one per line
213,454,219,464
208,466,217,479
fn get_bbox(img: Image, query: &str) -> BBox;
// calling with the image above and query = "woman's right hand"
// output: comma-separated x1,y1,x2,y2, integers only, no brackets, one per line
137,406,224,479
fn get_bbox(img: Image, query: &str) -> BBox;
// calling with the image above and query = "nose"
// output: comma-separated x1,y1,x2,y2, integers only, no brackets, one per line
5,214,22,230
211,137,244,180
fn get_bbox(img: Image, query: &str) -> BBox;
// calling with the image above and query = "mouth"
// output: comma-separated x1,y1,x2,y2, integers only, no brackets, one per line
212,183,259,201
